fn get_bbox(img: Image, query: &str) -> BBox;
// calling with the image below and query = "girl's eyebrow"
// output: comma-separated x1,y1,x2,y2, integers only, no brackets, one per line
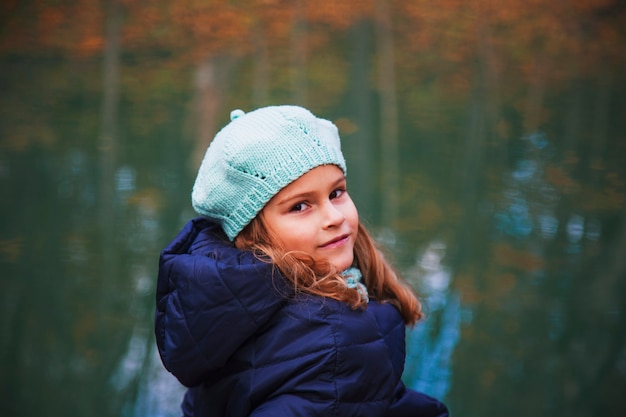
275,177,346,207
275,191,314,207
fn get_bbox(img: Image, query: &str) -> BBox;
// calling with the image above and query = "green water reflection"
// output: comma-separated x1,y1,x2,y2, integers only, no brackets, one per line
1,2,625,416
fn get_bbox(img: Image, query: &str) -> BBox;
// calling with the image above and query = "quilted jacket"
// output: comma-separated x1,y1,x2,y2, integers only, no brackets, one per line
155,217,449,417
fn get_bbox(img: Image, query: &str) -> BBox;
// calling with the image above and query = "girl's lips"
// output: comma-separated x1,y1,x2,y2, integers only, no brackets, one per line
320,234,350,249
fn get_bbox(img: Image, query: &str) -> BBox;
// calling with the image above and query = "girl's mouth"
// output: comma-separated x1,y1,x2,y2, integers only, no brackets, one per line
320,234,349,249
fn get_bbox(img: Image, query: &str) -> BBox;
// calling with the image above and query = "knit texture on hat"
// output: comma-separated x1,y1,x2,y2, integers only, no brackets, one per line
191,105,347,241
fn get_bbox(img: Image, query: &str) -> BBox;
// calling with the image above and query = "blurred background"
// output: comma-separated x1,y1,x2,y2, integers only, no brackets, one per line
1,1,625,416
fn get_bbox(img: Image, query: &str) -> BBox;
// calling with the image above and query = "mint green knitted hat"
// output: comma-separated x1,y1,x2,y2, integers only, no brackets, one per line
191,105,347,241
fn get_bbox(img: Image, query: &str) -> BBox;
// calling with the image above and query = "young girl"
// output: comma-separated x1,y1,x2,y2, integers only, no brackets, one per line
155,105,449,417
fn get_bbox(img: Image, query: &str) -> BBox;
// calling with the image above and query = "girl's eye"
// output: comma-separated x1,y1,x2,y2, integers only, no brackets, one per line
289,202,306,212
330,189,344,199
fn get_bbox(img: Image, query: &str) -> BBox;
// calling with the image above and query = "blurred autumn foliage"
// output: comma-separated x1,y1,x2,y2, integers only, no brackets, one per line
3,0,623,63
2,0,624,112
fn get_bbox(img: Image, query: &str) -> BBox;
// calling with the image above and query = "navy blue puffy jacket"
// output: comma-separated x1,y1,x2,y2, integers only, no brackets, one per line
155,217,449,417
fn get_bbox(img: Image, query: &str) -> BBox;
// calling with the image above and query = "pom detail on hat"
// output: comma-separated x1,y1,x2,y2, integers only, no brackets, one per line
230,109,245,120
191,105,347,241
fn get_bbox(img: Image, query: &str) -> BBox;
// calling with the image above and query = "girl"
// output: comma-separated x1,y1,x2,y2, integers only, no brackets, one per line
155,105,449,417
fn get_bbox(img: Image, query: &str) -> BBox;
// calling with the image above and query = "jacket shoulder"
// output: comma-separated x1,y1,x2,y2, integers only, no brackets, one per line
155,217,289,387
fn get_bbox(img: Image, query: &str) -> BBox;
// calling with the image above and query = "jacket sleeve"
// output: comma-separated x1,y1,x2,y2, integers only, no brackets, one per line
154,221,287,387
388,381,449,417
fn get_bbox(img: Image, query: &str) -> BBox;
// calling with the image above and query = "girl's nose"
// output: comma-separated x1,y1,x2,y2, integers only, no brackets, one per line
322,201,345,228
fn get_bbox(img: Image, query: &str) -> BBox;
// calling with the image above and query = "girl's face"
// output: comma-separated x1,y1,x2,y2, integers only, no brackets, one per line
261,164,359,272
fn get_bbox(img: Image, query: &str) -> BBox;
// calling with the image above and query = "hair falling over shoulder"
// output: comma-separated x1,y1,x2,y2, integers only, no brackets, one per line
235,217,423,326
353,223,423,325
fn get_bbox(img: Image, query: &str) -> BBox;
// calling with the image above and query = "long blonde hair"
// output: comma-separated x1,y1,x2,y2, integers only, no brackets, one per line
235,214,423,325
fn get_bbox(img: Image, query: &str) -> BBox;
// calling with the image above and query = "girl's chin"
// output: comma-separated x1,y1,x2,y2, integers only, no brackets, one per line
330,257,354,273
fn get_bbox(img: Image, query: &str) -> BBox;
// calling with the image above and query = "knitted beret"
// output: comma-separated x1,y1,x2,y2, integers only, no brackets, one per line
191,105,347,241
